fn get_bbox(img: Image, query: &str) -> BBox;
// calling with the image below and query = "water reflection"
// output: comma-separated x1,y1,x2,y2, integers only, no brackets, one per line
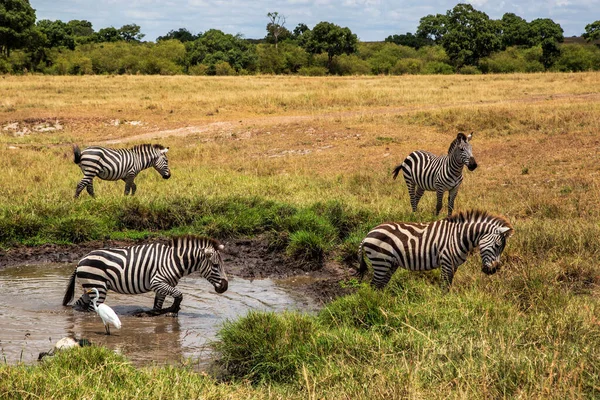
0,263,316,366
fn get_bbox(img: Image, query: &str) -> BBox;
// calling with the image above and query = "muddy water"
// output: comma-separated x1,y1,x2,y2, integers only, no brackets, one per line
0,263,317,367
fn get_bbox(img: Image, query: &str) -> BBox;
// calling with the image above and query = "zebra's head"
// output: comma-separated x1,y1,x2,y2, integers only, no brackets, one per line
450,132,477,171
202,243,228,294
153,146,171,179
479,225,513,275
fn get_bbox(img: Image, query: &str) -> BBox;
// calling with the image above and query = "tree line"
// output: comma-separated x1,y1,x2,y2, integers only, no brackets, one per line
1,0,599,75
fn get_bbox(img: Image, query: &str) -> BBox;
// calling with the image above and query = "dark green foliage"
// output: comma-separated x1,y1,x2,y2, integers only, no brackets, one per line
0,0,36,57
36,19,75,49
185,29,257,74
440,3,502,67
583,20,600,42
303,21,358,72
49,215,106,243
157,28,198,43
385,32,433,49
500,13,530,48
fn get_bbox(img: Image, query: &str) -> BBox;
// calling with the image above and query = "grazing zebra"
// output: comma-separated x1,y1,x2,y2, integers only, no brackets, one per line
62,235,228,316
392,132,477,216
73,143,171,198
357,210,513,290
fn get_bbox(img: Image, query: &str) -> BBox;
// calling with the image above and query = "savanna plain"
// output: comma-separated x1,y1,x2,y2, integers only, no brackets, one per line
1,73,600,399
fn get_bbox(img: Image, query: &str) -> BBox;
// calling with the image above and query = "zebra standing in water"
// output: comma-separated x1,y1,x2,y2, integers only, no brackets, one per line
73,143,171,198
63,235,228,316
392,133,477,216
357,210,513,290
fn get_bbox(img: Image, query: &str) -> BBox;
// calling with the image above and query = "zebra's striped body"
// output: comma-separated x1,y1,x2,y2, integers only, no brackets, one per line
392,133,477,216
73,143,171,198
357,210,513,290
63,236,228,316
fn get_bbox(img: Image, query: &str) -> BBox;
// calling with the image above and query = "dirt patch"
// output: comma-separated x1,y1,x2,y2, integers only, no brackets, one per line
0,236,358,305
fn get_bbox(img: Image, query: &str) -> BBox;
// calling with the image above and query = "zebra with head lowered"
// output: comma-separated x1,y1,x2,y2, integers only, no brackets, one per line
73,143,171,198
357,210,513,290
392,132,477,216
63,235,228,316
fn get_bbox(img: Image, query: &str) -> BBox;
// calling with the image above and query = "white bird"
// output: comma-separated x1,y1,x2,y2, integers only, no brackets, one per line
87,288,122,335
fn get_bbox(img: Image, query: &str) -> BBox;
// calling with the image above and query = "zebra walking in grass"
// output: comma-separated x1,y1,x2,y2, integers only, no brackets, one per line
73,143,171,198
357,210,513,290
392,133,477,216
63,235,228,316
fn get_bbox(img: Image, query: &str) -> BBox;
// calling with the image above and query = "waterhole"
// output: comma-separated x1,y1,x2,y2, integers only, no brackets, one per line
0,263,318,367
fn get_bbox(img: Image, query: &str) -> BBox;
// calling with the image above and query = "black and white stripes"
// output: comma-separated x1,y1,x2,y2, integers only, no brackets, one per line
73,143,171,198
393,133,477,216
62,235,228,315
357,210,513,290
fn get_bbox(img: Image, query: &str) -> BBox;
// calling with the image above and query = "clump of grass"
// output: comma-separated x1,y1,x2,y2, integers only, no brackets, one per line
286,230,328,270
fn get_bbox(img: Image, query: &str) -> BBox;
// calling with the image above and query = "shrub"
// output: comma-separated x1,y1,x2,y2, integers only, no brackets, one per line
298,66,328,76
188,64,209,75
392,58,424,74
458,65,481,74
214,61,236,76
286,230,327,270
422,61,454,74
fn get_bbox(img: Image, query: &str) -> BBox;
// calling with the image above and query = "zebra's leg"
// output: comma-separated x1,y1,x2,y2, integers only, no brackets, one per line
435,189,445,216
440,263,455,292
73,285,107,312
130,181,137,195
85,182,95,197
153,293,167,311
370,260,394,290
447,185,461,217
75,176,94,198
123,177,134,195
405,181,418,212
150,281,183,316
413,187,425,212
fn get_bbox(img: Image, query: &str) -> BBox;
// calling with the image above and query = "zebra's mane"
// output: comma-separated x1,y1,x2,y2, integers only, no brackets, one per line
170,235,223,250
131,144,166,151
447,133,467,154
445,209,513,232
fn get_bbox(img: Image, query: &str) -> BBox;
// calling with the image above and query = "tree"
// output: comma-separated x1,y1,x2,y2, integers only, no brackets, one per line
266,12,288,48
67,20,94,37
119,24,144,42
36,19,75,50
93,27,122,43
583,20,600,42
528,18,563,46
0,0,36,57
185,29,257,74
303,21,358,73
500,13,530,48
440,3,501,67
385,32,432,49
157,28,197,43
416,14,448,43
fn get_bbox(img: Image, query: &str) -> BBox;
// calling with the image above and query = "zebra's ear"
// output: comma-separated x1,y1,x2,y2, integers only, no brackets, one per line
204,248,213,255
497,226,513,237
217,244,225,251
467,132,473,141
160,148,169,154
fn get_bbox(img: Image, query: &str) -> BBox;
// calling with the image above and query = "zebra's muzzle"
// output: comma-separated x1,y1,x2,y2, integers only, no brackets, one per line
214,279,228,294
467,157,477,171
482,261,500,275
162,173,171,179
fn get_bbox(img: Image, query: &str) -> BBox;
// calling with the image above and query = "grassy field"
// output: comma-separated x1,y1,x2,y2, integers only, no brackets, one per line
1,73,600,398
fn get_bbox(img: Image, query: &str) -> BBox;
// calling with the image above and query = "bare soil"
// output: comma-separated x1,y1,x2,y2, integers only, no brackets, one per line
0,236,357,305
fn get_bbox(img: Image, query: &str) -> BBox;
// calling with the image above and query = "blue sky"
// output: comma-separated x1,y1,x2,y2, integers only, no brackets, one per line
31,0,599,42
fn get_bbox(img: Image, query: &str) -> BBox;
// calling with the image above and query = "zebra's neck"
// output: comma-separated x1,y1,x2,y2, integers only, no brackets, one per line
447,147,465,175
131,146,158,170
447,218,497,256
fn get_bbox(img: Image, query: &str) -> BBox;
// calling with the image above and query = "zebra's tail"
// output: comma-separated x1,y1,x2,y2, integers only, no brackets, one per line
73,144,81,165
62,269,77,306
355,240,368,280
392,164,403,180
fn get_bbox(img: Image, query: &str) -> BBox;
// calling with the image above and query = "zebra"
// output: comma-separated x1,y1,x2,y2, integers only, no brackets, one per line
73,143,171,198
357,209,513,290
62,235,228,316
392,132,477,216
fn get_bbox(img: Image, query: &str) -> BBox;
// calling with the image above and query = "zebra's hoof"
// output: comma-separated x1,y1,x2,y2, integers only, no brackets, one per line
164,312,179,318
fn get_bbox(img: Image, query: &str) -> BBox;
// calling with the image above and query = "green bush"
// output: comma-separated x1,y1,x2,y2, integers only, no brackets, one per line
422,61,454,74
298,66,328,76
49,215,106,243
214,61,236,76
286,230,327,270
392,58,424,74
